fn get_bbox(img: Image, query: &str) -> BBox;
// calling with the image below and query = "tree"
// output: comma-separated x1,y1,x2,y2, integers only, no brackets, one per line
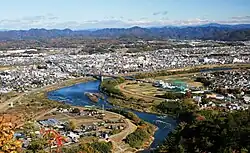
241,148,248,153
185,91,192,99
72,108,80,114
23,121,38,138
91,142,112,153
40,128,67,153
156,109,250,153
26,138,47,153
66,120,77,131
201,98,209,105
0,116,22,153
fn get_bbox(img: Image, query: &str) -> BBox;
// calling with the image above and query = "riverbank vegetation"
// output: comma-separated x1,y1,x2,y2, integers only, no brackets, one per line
100,77,125,97
155,92,186,99
107,97,154,113
125,125,153,149
107,108,155,149
62,141,113,153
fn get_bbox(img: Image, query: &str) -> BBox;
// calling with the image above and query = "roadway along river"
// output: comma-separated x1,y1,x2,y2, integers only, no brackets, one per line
47,80,177,149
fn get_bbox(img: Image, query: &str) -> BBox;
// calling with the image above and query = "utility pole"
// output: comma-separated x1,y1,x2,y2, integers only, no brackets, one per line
102,104,105,114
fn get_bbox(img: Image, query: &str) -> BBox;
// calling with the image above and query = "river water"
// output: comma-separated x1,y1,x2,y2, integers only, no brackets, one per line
47,80,177,149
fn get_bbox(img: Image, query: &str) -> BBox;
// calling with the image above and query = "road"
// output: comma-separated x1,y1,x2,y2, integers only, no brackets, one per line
109,116,137,153
109,118,137,142
98,110,137,153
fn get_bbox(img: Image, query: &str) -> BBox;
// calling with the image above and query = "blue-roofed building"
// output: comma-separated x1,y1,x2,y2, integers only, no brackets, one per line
39,118,60,127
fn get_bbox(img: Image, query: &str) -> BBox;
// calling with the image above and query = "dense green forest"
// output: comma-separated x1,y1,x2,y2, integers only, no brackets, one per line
155,100,250,153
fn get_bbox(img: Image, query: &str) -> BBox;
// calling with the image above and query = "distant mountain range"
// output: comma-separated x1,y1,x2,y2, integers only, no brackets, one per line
0,23,250,41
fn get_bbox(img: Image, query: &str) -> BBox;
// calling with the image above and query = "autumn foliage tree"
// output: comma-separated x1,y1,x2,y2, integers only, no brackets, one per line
0,116,22,153
40,128,67,153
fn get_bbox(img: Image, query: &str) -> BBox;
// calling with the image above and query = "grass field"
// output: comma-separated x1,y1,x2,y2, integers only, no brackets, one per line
115,72,205,112
123,82,164,97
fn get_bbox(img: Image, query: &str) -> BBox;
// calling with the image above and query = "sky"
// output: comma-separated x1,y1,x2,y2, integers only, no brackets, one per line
0,0,250,30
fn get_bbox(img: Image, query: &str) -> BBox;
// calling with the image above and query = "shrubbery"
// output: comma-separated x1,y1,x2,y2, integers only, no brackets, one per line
62,141,112,153
100,77,125,97
195,77,212,87
125,128,151,148
155,92,185,99
107,108,141,125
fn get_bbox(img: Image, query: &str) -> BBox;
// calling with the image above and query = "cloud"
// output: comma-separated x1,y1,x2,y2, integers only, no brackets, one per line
0,14,59,29
231,16,250,20
153,11,168,16
1,14,250,30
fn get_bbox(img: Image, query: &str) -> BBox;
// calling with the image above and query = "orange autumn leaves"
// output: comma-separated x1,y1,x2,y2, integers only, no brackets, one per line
0,116,67,153
40,128,67,153
0,117,22,153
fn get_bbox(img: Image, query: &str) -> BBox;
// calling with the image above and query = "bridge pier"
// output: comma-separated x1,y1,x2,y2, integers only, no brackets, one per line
100,75,103,82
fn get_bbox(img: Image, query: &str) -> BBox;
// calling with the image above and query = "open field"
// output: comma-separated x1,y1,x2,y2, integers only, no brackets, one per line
118,82,164,102
113,82,164,112
123,82,164,96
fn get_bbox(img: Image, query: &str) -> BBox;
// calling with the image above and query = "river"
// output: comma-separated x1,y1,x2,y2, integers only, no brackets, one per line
47,80,177,149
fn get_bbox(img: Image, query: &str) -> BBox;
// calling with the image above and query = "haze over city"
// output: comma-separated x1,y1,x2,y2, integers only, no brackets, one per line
0,0,250,29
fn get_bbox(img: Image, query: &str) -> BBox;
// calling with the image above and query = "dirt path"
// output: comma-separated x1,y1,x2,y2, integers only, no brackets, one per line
109,119,137,153
103,111,137,153
109,119,137,142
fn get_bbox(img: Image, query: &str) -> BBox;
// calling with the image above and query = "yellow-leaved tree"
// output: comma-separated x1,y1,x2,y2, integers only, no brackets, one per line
0,116,22,153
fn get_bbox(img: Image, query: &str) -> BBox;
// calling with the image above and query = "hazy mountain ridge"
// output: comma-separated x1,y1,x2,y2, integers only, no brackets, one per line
0,24,250,41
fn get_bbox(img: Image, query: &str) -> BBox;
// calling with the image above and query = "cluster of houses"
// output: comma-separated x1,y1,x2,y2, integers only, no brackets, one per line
201,70,250,91
152,76,250,111
15,107,126,149
1,43,250,93
0,65,71,93
196,93,250,111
